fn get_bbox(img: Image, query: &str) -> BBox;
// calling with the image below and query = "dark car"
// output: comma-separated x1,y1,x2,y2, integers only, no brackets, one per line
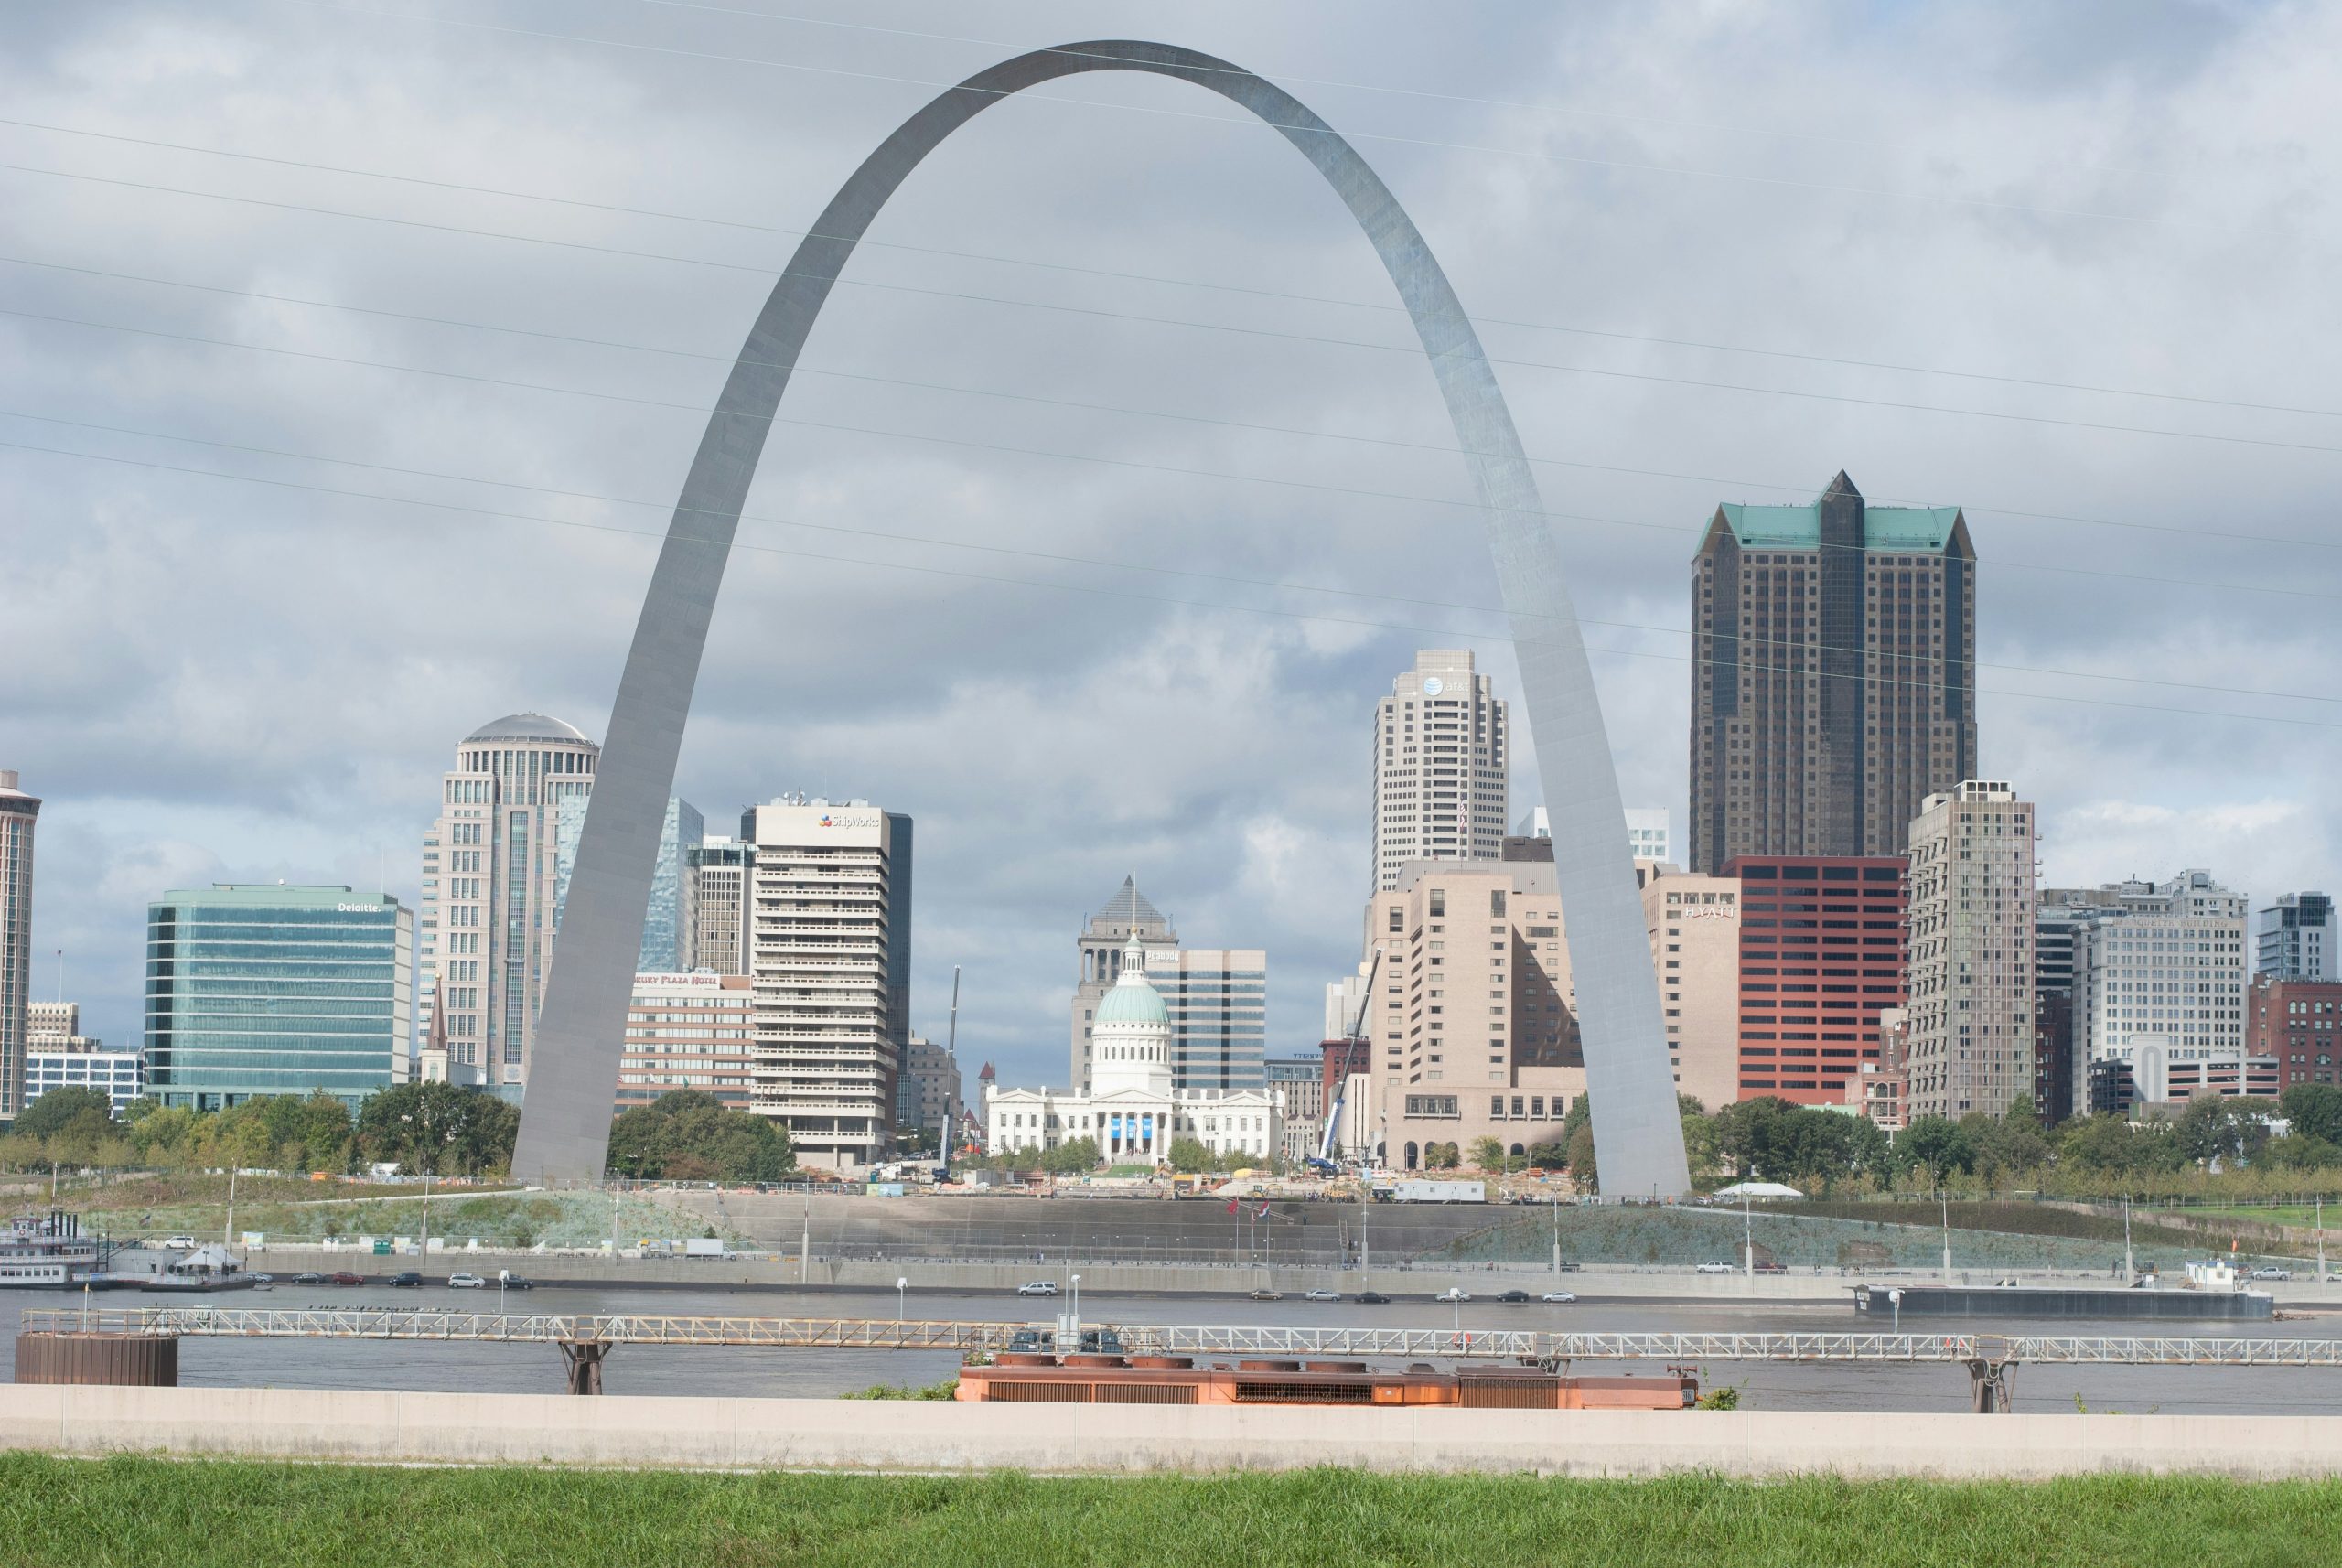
388,1272,424,1288
327,1271,365,1286
1495,1289,1532,1304
498,1274,536,1291
1357,1290,1391,1305
291,1272,323,1285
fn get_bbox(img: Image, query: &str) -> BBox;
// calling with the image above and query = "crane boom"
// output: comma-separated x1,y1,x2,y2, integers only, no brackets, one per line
1316,948,1383,1164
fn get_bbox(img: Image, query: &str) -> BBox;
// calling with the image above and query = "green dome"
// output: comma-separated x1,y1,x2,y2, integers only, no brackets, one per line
1094,972,1169,1028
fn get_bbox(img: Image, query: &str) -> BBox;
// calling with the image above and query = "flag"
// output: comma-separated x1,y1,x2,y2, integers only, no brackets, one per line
1257,1202,1272,1219
1227,1199,1240,1214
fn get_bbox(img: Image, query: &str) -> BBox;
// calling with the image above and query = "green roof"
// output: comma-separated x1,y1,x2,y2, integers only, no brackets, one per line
1716,502,1961,552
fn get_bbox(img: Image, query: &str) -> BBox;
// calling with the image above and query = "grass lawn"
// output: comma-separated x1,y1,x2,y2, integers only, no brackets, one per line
3,1455,2335,1568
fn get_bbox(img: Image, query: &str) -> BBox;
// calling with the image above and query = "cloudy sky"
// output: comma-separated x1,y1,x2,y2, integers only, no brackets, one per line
6,0,2340,1089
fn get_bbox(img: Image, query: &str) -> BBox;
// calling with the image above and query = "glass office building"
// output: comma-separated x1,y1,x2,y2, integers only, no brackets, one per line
145,884,413,1112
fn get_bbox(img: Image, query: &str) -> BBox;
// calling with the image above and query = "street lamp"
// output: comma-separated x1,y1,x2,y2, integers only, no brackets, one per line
1069,1272,1081,1327
896,1275,908,1326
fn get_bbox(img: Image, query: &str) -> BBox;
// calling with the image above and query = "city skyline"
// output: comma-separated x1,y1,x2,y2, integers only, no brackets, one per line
7,2,2341,1103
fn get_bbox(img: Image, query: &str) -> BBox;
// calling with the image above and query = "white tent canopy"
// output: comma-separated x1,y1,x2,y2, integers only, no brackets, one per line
1713,1181,1804,1199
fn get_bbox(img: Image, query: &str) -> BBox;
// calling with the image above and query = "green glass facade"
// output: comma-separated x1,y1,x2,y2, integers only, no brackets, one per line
145,885,414,1112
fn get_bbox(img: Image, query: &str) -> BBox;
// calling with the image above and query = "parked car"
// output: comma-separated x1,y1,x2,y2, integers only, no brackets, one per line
327,1271,365,1287
1016,1281,1059,1297
159,1235,198,1251
498,1273,536,1291
1434,1287,1472,1303
1695,1261,1735,1274
388,1272,424,1288
291,1273,323,1285
1541,1290,1578,1304
447,1273,488,1289
1249,1288,1284,1302
1303,1289,1340,1303
2250,1266,2294,1281
1494,1289,1532,1304
1357,1290,1391,1305
246,1273,274,1287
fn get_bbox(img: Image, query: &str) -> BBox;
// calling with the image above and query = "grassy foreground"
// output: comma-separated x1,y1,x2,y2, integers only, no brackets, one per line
2,1455,2335,1568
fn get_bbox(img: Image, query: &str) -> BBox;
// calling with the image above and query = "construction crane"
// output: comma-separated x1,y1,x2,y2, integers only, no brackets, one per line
1313,948,1382,1170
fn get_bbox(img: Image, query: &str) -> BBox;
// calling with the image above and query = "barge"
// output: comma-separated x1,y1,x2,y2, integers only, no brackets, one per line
960,1350,1696,1409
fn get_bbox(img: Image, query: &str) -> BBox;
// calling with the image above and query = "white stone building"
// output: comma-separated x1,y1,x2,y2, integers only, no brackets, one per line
1372,651,1509,890
2071,870,2251,1113
991,933,1283,1165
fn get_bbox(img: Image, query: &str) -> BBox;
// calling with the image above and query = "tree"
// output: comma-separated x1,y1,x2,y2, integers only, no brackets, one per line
356,1082,522,1176
1564,1122,1597,1187
1423,1141,1460,1170
1523,1140,1569,1170
596,1090,794,1183
1467,1136,1507,1172
1896,1116,1975,1186
1167,1137,1215,1174
1039,1137,1101,1176
2283,1084,2342,1147
2173,1096,2278,1167
2259,1133,2342,1173
13,1087,113,1144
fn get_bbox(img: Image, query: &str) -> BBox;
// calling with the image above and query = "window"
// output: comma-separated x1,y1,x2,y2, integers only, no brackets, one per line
1428,890,1445,917
1491,890,1507,917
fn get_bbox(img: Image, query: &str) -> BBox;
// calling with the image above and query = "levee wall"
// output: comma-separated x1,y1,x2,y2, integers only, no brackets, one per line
6,1385,2342,1478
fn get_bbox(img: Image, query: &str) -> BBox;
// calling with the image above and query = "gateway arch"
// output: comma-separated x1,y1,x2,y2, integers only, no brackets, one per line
511,40,1692,1197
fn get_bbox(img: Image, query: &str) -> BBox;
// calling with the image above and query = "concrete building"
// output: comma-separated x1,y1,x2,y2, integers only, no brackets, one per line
1265,1054,1325,1165
1904,783,2036,1119
1688,473,1977,874
0,769,37,1119
2087,1040,2277,1114
894,1033,963,1145
1516,805,1670,865
1371,651,1509,890
1847,1005,1911,1131
417,714,598,1092
1726,855,1907,1107
637,799,704,973
1068,878,1263,1094
2257,893,2335,983
22,1001,144,1115
688,837,750,975
2068,871,2251,1117
2035,887,2132,1125
616,972,756,1113
1359,861,1585,1169
145,885,412,1112
1635,862,1742,1113
2245,976,2342,1090
989,933,1283,1164
741,797,912,1172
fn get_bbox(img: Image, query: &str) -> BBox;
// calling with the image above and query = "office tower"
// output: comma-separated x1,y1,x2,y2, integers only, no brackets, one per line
418,714,598,1092
1371,650,1509,890
145,885,412,1112
637,799,704,972
1514,804,1670,864
1904,782,2036,1119
1726,855,1907,1107
893,1033,963,1142
1635,862,1742,1113
689,837,750,975
2069,870,2251,1112
23,1001,145,1115
2035,887,2131,1124
616,972,756,1113
2245,975,2342,1090
0,770,36,1119
1688,473,1977,874
1359,860,1583,1168
741,797,910,1171
2257,893,2335,982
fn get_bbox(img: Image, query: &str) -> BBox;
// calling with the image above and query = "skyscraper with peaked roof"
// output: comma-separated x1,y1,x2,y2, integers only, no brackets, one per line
1689,473,1977,873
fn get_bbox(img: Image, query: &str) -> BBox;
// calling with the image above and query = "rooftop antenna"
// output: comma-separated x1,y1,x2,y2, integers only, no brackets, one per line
55,948,63,1004
940,965,962,1162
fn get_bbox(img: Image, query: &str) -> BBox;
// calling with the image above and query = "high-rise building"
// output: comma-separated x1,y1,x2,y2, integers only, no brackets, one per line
1068,879,1262,1093
1688,473,1977,874
145,885,412,1112
1904,782,2036,1119
0,769,37,1119
616,971,757,1113
741,797,911,1171
1726,855,1907,1107
1635,862,1741,1113
1515,805,1670,865
2034,887,2131,1125
1359,861,1584,1168
1372,651,1509,890
893,1033,962,1144
637,799,704,972
689,836,750,975
418,714,598,1092
2245,975,2342,1090
2069,870,2251,1114
2257,893,2335,983
22,1001,145,1115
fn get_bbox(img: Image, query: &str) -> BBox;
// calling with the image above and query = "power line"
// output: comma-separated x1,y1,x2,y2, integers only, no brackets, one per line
4,113,2326,423
7,400,2331,708
5,157,2337,461
8,299,2334,607
5,249,2332,558
252,0,2284,239
4,427,2335,732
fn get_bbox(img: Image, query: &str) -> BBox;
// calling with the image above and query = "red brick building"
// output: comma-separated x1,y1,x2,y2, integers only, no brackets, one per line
2245,976,2342,1090
1725,855,1907,1105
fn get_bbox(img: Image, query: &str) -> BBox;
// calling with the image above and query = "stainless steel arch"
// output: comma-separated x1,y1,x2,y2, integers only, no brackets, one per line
511,40,1692,1197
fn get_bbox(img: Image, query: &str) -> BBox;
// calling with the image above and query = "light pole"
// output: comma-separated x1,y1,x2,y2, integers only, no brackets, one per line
1069,1272,1081,1328
2123,1196,2135,1284
896,1275,908,1326
1743,1188,1755,1290
2319,1195,2327,1284
1551,1195,1561,1276
1939,1188,1952,1283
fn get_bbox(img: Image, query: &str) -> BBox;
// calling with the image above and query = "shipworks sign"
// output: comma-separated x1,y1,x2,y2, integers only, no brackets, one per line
817,811,882,830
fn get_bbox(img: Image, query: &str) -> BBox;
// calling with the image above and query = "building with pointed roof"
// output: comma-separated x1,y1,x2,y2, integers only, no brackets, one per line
1069,877,1265,1093
1688,472,1977,872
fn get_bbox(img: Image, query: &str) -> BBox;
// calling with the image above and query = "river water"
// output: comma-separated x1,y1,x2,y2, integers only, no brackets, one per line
7,1280,2339,1416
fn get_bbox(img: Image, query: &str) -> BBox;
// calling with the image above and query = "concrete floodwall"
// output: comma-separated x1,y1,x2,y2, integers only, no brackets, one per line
6,1385,2342,1477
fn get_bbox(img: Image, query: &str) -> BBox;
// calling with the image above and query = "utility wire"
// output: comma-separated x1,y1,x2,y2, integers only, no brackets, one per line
3,113,2327,422
4,250,2326,558
6,402,2335,709
5,428,2335,732
3,158,2334,461
7,300,2333,607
